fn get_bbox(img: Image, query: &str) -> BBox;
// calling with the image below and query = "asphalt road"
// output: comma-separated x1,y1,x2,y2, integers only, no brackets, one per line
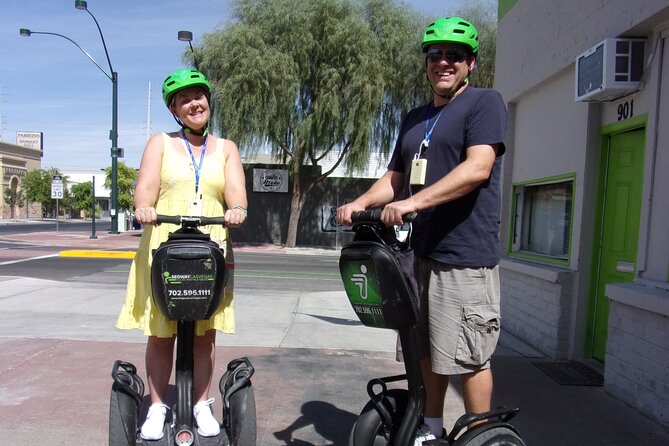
0,240,343,292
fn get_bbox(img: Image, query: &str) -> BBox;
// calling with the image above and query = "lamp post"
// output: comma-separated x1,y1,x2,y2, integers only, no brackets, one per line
177,30,199,70
20,0,120,234
90,175,97,239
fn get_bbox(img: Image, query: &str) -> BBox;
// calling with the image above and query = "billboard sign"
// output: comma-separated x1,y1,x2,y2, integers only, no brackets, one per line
16,131,44,154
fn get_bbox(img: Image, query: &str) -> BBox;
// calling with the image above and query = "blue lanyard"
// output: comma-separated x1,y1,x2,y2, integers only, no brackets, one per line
419,105,445,155
181,129,208,193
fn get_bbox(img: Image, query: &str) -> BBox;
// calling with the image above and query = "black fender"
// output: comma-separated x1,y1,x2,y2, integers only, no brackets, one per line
219,357,256,446
109,360,145,446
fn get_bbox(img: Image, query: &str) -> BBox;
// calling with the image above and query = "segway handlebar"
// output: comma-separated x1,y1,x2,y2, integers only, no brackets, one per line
156,214,227,227
351,209,417,224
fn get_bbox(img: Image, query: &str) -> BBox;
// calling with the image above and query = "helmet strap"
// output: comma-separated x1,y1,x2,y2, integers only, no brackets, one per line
172,115,209,137
426,73,468,102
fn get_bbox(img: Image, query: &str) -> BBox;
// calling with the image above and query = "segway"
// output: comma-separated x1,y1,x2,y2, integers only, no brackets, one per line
109,215,256,446
339,209,525,446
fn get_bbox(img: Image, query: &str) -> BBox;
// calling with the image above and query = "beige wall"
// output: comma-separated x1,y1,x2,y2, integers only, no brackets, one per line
0,141,43,219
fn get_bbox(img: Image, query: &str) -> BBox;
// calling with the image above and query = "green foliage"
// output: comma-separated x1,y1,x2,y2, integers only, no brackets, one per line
197,0,427,174
70,181,93,214
455,2,498,88
3,187,23,207
3,187,25,219
22,167,65,213
102,161,138,211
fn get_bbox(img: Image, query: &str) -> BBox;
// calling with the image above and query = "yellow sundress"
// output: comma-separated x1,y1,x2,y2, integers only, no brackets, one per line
116,132,235,337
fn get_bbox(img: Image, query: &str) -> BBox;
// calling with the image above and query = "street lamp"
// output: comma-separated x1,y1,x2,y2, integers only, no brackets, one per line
178,30,199,70
20,0,120,234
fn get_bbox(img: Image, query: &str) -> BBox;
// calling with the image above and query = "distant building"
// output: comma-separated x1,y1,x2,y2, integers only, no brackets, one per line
63,172,111,218
0,140,42,219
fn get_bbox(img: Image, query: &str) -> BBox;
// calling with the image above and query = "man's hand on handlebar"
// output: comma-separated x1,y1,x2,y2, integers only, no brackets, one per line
380,199,417,226
336,202,365,227
337,199,417,227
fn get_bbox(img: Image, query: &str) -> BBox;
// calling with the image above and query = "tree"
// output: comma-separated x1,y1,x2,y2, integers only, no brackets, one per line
70,181,93,217
103,161,138,212
3,187,25,220
456,1,498,88
22,167,65,218
196,0,429,247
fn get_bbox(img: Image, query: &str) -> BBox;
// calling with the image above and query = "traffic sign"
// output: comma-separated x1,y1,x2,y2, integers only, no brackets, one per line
51,183,64,199
51,176,64,199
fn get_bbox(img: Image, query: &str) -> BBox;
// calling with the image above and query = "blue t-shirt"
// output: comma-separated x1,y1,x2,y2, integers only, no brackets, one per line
387,87,507,267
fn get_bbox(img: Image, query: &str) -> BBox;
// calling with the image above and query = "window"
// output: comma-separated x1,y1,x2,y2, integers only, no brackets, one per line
511,176,574,264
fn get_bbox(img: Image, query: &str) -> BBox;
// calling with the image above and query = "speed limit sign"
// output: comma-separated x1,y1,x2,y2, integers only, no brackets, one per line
51,176,64,199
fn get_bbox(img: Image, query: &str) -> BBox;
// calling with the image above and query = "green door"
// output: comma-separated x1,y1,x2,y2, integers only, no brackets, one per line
588,128,645,361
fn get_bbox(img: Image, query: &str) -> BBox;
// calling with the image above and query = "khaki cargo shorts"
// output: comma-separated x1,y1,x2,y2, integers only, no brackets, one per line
409,258,501,375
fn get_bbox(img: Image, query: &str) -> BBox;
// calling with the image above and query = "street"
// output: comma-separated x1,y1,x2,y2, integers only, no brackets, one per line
0,221,342,292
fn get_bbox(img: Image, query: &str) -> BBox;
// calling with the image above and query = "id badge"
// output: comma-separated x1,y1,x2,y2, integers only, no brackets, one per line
410,158,427,185
187,195,203,215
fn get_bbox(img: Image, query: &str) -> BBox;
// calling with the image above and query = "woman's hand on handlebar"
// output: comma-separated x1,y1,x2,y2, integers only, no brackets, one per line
134,206,158,225
224,207,246,228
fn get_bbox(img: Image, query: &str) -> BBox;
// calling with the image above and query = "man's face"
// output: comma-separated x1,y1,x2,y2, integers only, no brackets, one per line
425,43,475,99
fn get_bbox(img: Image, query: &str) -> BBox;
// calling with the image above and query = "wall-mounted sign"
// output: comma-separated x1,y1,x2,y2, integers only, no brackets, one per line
16,131,44,154
253,168,289,193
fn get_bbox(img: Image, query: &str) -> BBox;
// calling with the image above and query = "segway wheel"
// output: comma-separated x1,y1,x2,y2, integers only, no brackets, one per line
109,384,137,446
349,389,408,446
453,424,526,446
231,386,256,446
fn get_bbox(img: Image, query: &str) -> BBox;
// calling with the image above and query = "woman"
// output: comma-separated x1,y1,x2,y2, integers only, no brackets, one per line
116,68,247,440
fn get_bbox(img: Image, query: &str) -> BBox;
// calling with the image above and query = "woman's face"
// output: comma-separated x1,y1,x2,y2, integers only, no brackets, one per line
170,87,210,131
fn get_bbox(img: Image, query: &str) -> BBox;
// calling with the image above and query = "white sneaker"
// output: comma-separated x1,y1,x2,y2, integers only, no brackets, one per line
414,425,437,446
194,398,220,437
140,403,169,440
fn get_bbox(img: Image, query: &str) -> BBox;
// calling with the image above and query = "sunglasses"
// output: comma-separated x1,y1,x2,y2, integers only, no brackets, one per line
426,48,469,64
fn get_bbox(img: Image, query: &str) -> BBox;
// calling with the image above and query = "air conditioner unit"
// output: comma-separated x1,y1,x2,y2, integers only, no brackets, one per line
575,37,646,102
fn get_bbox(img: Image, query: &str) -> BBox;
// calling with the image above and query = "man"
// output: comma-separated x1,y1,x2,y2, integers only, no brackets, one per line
337,17,507,444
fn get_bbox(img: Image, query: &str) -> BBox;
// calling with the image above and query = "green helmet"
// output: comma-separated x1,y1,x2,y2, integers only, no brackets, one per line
162,68,211,106
421,17,479,55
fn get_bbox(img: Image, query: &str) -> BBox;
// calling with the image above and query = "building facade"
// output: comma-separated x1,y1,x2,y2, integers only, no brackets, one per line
495,0,669,426
0,141,42,219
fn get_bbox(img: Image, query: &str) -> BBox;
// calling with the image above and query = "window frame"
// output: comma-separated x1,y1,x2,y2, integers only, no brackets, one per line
508,173,576,266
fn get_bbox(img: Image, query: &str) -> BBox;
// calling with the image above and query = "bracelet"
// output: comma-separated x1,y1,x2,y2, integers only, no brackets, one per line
232,205,248,216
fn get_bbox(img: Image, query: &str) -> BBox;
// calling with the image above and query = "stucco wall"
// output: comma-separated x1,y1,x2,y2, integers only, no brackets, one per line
642,31,669,281
496,0,669,102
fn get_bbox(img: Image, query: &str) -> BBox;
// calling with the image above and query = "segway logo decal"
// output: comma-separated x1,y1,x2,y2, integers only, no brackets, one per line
351,265,368,300
163,271,215,285
341,260,385,327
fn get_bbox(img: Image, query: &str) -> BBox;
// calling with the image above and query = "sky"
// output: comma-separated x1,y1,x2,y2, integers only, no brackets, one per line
1,0,475,173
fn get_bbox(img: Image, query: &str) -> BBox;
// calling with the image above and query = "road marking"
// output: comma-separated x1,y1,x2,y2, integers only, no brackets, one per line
59,250,136,259
0,254,59,265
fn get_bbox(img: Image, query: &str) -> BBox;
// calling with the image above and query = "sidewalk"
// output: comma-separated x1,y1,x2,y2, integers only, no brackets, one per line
0,228,667,445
